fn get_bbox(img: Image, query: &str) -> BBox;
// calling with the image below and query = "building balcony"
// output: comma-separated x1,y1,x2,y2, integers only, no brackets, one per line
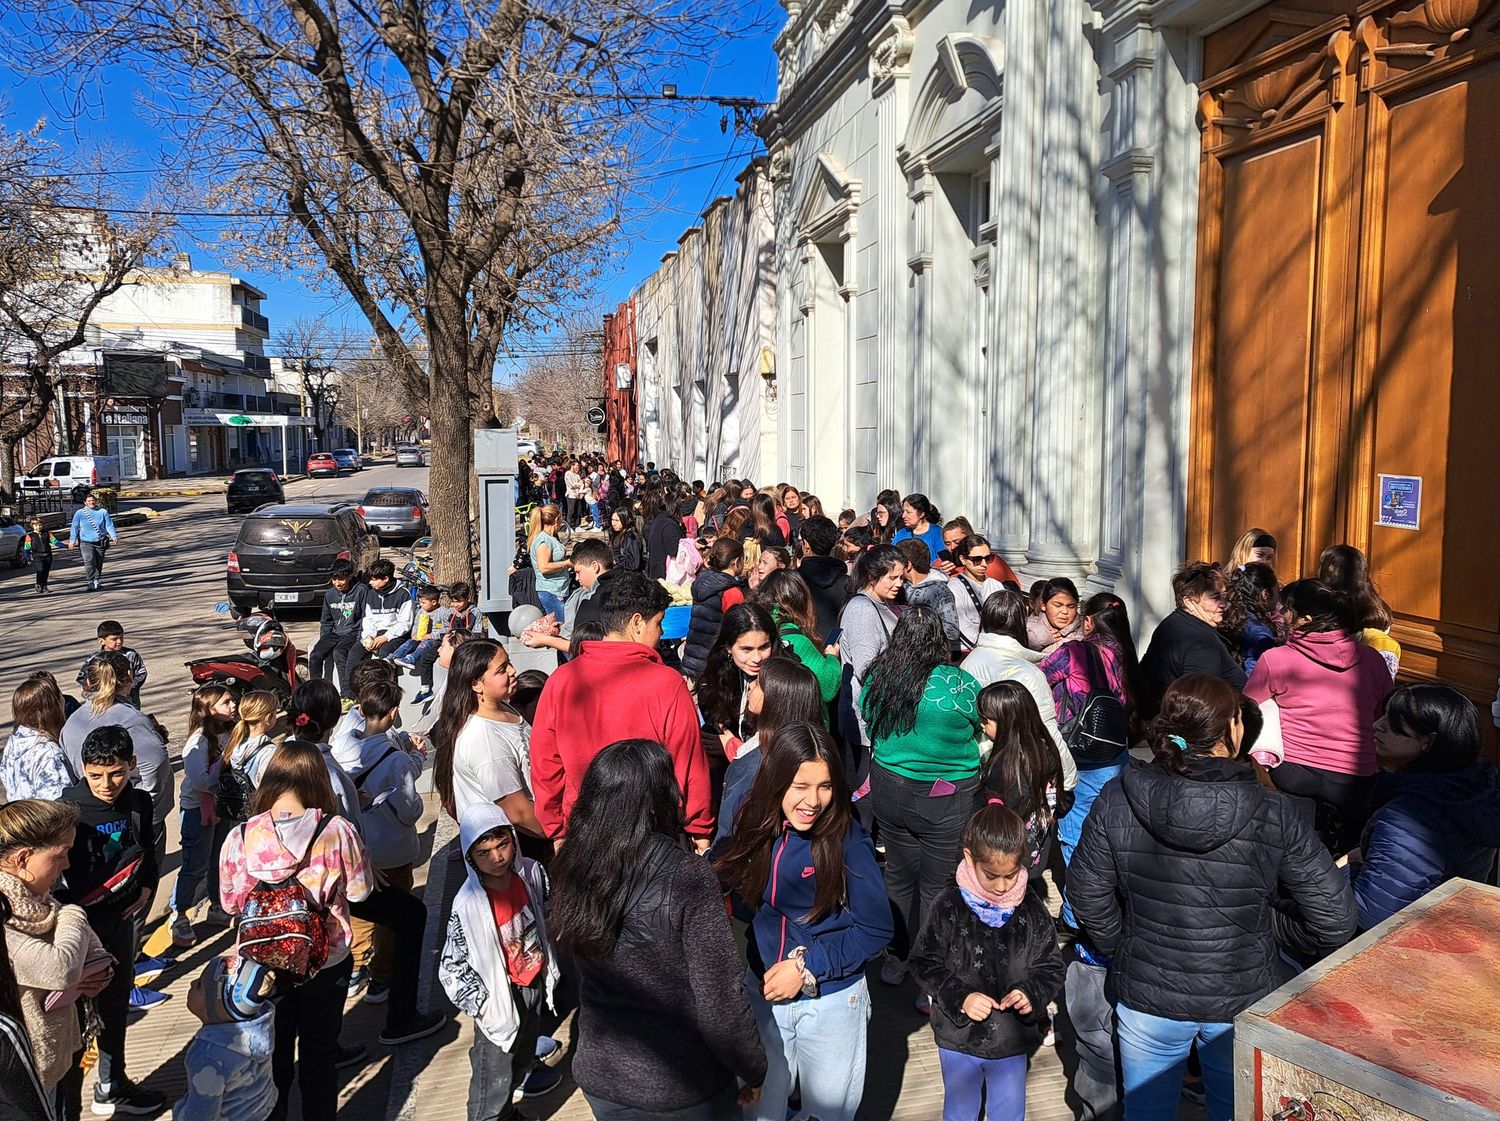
239,306,270,334
243,353,272,375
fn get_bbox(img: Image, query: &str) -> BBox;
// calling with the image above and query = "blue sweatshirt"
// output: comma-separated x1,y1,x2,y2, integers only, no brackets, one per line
746,820,893,996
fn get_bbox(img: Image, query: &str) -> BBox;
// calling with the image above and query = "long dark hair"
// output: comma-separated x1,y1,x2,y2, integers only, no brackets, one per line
697,603,778,735
750,493,781,545
548,739,685,959
871,490,901,542
977,681,1062,824
854,542,905,593
1318,544,1393,631
714,723,853,923
754,569,821,645
1149,673,1241,777
862,605,950,740
1220,562,1279,641
431,638,502,816
901,492,940,528
1385,683,1483,774
1082,592,1145,728
750,658,826,752
1281,579,1353,635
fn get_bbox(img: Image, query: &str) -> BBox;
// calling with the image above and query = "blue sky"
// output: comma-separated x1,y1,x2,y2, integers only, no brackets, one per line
0,9,782,363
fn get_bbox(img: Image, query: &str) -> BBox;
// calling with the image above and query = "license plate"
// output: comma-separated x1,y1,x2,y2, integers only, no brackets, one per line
274,592,300,603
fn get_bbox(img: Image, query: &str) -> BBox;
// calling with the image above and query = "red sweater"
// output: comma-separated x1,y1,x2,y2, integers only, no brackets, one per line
530,640,714,839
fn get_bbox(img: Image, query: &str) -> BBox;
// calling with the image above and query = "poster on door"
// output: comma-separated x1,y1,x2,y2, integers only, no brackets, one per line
1376,474,1421,531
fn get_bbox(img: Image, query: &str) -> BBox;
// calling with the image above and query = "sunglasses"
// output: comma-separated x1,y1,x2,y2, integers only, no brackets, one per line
965,553,992,563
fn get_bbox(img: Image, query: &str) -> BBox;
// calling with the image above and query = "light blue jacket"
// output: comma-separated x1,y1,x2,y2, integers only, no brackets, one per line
173,1008,276,1121
70,505,117,544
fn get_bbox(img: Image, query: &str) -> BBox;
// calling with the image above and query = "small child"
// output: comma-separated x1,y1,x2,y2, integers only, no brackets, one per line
174,957,276,1121
908,802,1066,1121
440,803,558,1120
444,581,478,636
57,725,164,1117
77,620,148,704
406,582,477,703
388,583,451,675
172,685,239,947
22,517,59,594
330,658,402,772
215,691,281,824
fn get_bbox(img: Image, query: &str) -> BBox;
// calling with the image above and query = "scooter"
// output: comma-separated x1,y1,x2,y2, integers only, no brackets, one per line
186,605,307,702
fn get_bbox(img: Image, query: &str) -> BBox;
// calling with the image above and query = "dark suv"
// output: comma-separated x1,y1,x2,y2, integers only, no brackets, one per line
226,503,382,613
226,469,285,514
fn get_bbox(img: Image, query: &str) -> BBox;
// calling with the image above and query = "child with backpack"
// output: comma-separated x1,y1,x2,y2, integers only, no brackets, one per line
908,802,1066,1121
215,691,281,825
174,957,276,1121
439,802,559,1121
76,621,148,705
172,685,238,947
344,680,426,1009
56,725,164,1117
217,740,373,1119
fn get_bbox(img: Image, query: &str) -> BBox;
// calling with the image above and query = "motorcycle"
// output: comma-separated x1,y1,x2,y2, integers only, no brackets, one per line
186,605,307,702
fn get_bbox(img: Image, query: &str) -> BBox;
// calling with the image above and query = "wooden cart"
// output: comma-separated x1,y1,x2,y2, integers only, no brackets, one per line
1235,878,1500,1121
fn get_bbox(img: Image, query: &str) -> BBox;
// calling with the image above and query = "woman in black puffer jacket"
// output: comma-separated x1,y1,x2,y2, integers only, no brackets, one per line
1068,674,1356,1121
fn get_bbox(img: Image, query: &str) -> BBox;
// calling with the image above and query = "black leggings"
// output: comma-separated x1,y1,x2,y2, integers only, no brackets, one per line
1271,760,1375,855
269,954,352,1120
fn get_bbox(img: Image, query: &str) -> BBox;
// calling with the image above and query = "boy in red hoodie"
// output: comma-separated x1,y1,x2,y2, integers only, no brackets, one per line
529,572,715,848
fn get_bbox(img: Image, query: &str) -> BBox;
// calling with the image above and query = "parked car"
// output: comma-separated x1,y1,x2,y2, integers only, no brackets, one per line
307,452,339,477
394,444,424,468
0,516,26,569
331,448,362,472
515,439,540,460
226,503,381,613
18,455,121,503
226,469,285,514
359,487,428,541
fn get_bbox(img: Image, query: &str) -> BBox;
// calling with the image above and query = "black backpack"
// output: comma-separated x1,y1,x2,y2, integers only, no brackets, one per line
216,742,269,821
1060,641,1130,765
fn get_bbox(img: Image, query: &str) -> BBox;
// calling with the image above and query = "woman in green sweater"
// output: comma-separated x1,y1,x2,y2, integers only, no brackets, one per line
860,605,982,1001
755,570,842,703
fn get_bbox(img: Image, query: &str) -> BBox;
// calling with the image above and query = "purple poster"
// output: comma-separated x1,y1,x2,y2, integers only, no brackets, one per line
1377,474,1421,531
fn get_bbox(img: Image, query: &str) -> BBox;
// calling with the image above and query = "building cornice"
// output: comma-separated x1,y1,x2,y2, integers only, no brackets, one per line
762,0,906,143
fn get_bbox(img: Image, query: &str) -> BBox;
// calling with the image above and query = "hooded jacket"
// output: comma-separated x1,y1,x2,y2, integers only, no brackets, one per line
319,582,367,639
1353,761,1500,930
530,640,713,840
680,569,740,679
1068,757,1356,1022
796,555,851,640
1245,630,1393,777
909,884,1065,1060
56,778,159,940
0,725,75,802
570,833,766,1112
173,1008,276,1121
744,820,894,996
218,808,373,969
439,803,558,1049
359,581,413,642
346,730,423,869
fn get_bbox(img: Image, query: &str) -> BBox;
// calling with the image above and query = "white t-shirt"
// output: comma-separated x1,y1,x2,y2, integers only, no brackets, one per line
451,712,531,816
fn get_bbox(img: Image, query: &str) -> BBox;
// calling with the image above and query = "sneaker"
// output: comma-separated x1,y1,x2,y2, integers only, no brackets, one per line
169,916,196,948
91,1078,164,1116
204,905,233,927
412,689,433,703
518,1061,564,1098
913,993,932,1015
133,957,169,983
534,1036,562,1064
394,657,417,669
878,954,906,986
128,987,169,1011
334,1043,368,1070
362,981,390,1005
378,1012,445,1046
347,968,370,998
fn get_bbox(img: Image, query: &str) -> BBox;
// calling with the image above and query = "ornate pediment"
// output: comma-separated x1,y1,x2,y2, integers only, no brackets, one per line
903,33,1006,162
797,153,862,242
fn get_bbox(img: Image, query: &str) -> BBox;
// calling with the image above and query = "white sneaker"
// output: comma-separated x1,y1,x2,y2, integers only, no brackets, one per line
169,915,196,948
879,955,906,986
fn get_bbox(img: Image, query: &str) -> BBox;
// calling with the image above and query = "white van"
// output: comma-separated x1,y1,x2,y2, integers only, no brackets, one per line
19,455,121,497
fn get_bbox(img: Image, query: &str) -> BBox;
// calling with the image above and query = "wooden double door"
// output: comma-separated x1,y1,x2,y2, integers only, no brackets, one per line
1189,0,1500,707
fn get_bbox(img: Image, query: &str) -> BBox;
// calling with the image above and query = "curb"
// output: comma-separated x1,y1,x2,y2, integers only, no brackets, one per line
122,472,311,499
385,810,461,1121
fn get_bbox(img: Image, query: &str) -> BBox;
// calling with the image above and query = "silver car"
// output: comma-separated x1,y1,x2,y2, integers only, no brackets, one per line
358,487,428,540
395,444,424,468
0,517,26,569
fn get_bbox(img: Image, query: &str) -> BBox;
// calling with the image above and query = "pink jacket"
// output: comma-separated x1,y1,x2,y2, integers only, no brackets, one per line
1245,630,1393,776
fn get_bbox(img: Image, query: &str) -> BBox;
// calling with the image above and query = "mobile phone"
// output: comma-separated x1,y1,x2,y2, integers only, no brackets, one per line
825,628,842,645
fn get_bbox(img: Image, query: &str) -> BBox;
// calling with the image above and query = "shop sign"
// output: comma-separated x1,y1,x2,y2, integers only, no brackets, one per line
105,413,149,426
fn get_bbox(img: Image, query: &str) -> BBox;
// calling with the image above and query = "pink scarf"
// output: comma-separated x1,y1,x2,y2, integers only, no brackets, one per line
955,856,1029,927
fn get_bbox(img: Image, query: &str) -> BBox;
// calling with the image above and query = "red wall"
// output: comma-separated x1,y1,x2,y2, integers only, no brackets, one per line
602,301,638,471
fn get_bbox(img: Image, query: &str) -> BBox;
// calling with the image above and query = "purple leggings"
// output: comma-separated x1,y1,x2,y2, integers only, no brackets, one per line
937,1048,1027,1121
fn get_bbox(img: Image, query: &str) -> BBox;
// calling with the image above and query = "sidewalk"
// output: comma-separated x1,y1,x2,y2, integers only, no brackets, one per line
121,472,309,498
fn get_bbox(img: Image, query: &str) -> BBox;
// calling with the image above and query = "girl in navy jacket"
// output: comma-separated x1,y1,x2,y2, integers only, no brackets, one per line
715,722,894,1121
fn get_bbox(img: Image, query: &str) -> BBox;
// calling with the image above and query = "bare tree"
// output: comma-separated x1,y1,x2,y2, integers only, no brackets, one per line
512,314,606,449
0,115,169,494
273,315,347,447
18,0,767,579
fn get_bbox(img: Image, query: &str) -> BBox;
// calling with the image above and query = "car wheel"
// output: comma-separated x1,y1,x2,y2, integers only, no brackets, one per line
230,597,258,616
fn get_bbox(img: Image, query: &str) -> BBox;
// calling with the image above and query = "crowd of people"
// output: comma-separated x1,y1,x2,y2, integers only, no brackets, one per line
2,468,1498,1121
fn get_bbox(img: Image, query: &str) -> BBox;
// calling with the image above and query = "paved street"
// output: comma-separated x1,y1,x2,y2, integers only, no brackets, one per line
0,473,1125,1120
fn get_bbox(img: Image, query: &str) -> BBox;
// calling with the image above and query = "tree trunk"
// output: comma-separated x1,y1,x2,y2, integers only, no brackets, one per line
425,277,475,585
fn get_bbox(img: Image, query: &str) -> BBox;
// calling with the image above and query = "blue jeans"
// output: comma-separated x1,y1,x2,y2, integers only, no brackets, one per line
172,807,231,916
1058,757,1127,928
387,636,439,663
536,589,567,625
747,972,870,1121
937,1049,1026,1121
1115,1004,1233,1121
